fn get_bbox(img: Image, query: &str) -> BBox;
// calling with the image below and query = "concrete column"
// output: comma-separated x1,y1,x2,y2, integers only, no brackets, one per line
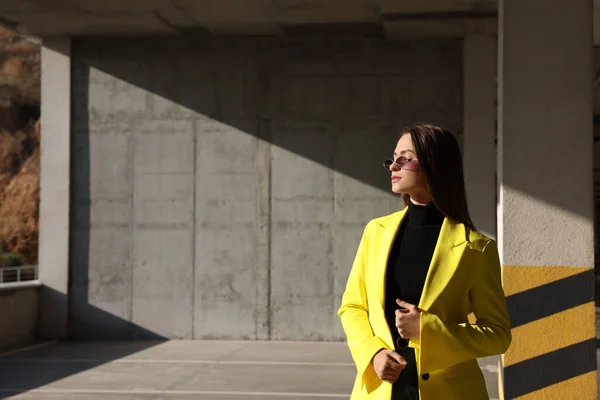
497,1,595,398
38,37,71,339
463,35,497,240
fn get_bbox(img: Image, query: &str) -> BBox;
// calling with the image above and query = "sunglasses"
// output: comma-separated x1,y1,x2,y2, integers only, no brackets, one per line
383,156,420,172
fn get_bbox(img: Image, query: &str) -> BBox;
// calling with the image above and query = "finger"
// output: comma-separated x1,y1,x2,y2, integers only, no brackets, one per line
383,374,399,383
395,312,408,326
382,371,400,382
395,309,409,317
387,351,408,366
395,315,403,326
388,371,401,380
385,356,402,371
388,359,405,372
396,299,414,310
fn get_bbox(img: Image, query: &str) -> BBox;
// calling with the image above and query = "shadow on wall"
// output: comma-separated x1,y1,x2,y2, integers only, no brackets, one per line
68,59,170,340
65,36,465,343
73,37,464,192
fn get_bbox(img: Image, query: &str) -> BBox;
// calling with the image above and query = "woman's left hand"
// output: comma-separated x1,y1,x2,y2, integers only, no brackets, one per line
395,299,421,339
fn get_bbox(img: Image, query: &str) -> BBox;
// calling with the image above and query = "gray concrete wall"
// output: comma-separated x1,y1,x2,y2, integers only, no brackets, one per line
463,35,496,240
0,284,40,351
70,38,463,340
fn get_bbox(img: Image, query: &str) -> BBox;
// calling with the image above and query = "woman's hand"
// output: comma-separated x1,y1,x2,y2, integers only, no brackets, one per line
395,299,421,339
371,349,407,383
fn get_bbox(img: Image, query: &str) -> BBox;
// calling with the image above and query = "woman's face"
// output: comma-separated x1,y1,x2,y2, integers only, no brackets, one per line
389,134,428,197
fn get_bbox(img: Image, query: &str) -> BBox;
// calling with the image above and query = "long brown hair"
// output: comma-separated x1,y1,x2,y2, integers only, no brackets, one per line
401,123,477,232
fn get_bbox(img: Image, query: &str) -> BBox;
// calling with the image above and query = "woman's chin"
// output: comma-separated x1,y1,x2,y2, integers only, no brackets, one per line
391,185,404,194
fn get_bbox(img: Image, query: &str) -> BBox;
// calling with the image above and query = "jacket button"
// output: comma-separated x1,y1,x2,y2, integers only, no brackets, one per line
421,373,430,380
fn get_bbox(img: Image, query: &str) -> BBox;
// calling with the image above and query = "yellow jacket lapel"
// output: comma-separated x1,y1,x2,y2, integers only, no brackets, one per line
418,218,470,311
373,209,406,310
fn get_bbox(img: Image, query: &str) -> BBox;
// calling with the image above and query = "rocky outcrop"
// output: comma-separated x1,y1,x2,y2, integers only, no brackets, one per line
0,27,40,265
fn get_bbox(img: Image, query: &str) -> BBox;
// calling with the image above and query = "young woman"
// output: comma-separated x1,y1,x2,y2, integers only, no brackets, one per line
338,124,511,400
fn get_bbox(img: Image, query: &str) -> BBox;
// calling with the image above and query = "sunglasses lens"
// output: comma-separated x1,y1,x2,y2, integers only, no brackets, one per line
383,157,420,171
403,161,420,171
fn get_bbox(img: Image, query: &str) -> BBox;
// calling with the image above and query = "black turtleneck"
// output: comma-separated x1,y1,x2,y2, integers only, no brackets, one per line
386,200,445,309
385,199,445,398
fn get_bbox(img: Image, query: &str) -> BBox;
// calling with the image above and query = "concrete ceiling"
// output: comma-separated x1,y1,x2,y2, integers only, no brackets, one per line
0,0,498,39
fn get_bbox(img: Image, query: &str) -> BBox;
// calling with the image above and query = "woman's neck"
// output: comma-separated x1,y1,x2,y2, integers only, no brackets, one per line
406,198,445,225
407,192,432,206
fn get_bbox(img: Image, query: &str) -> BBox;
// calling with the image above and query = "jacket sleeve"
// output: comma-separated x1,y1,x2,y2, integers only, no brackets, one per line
417,239,512,373
337,221,390,393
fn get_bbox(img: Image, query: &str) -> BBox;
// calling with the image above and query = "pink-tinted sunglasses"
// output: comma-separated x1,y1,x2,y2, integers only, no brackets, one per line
383,156,420,172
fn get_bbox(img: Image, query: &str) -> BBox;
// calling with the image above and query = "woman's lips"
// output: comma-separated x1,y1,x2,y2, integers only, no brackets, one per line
391,177,400,183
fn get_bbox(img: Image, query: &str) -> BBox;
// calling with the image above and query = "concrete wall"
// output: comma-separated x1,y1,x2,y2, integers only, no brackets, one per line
69,38,463,340
463,35,496,240
0,284,40,351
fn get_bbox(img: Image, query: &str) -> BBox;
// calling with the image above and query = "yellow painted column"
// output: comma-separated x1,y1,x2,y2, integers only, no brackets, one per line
497,1,596,399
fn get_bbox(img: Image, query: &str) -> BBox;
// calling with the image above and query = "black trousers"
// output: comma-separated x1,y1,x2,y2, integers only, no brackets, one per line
390,345,420,400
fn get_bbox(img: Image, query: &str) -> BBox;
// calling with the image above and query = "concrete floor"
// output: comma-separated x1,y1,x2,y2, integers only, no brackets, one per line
0,341,501,400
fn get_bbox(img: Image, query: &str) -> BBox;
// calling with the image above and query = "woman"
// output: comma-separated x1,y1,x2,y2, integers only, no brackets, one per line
338,124,511,400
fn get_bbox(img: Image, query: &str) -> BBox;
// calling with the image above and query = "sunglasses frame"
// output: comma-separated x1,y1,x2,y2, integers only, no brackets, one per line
382,156,420,172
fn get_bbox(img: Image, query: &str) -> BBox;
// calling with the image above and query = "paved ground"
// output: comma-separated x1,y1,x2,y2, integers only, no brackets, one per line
0,341,500,400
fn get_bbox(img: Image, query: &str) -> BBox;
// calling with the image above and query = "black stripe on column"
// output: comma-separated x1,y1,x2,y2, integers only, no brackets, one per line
504,339,596,399
505,269,594,328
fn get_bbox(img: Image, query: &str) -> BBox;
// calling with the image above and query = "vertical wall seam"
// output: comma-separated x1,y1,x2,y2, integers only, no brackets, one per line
191,119,197,339
66,39,75,336
331,129,338,340
266,122,273,340
130,98,142,325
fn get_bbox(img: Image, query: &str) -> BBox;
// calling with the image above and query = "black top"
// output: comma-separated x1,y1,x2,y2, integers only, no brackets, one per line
384,199,445,396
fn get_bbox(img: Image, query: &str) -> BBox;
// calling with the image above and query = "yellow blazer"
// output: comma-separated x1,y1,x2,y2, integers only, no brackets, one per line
338,208,511,400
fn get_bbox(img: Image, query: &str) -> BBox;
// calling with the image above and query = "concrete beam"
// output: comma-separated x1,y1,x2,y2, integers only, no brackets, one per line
379,0,496,13
4,0,600,42
10,12,176,36
72,0,171,12
0,0,63,14
0,0,502,38
274,0,380,24
384,17,496,39
176,0,281,36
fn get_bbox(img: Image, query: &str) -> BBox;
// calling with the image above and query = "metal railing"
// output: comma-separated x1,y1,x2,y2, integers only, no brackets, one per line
0,265,38,284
